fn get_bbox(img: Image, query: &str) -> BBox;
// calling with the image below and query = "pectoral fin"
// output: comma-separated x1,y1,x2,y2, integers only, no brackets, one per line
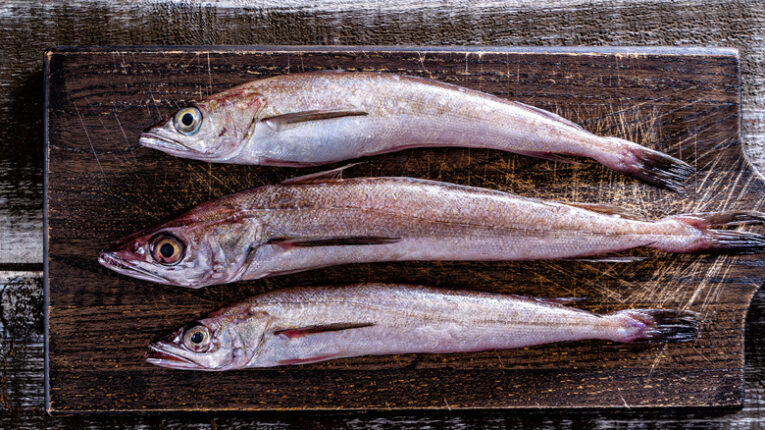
262,109,368,131
274,322,376,339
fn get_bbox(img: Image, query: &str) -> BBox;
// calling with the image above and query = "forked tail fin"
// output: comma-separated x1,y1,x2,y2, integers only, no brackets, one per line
609,309,701,343
603,138,695,192
703,230,765,254
661,211,765,254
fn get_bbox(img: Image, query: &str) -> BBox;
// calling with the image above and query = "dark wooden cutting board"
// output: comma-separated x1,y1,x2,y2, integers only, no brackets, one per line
44,46,764,413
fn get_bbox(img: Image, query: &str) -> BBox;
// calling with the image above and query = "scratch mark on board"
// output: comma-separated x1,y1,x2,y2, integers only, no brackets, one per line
196,54,203,98
691,345,713,365
648,343,668,377
417,52,430,76
619,394,631,409
75,104,105,179
207,53,213,97
112,109,138,165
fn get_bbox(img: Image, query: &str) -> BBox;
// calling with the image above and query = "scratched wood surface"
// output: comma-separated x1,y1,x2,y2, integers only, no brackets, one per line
45,46,764,413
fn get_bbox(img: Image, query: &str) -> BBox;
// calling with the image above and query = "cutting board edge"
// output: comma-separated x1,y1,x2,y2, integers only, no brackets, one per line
44,45,740,58
42,46,756,413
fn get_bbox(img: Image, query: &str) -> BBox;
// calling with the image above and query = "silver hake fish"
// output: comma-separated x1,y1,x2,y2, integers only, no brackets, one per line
145,283,700,371
139,72,694,190
98,175,765,289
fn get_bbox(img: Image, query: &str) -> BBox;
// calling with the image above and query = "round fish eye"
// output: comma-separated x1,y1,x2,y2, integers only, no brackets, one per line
173,107,203,135
151,234,185,266
183,325,211,351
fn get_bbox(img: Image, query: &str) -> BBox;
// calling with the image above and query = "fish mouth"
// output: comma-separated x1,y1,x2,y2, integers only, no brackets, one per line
98,251,172,285
139,132,202,156
145,343,203,370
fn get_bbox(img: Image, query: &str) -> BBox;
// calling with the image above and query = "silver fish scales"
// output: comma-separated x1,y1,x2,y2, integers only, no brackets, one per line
140,72,694,190
145,283,700,371
99,176,765,289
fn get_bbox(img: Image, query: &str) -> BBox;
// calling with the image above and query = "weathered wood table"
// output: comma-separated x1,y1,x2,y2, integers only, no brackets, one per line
2,0,764,427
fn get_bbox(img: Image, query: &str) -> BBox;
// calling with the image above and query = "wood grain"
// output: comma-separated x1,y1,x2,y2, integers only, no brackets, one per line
45,46,763,413
1,0,763,427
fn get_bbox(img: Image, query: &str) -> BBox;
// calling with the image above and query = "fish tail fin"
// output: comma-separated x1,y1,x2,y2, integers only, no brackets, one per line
656,211,765,254
680,210,765,227
699,230,765,254
600,137,695,192
608,309,700,343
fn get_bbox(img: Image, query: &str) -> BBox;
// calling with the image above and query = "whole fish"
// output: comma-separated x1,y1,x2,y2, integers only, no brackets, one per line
98,175,765,289
145,283,700,371
139,71,693,190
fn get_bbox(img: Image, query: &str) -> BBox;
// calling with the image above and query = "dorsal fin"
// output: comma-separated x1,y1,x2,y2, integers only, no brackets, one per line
280,163,363,185
535,297,590,305
506,295,594,314
262,109,368,131
562,202,644,220
510,101,585,131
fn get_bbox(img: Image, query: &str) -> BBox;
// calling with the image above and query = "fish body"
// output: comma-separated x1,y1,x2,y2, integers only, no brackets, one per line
139,72,693,190
98,176,765,288
145,284,700,371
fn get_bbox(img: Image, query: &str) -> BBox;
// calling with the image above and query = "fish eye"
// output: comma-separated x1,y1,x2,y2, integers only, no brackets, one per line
151,234,185,266
183,325,211,351
173,107,202,135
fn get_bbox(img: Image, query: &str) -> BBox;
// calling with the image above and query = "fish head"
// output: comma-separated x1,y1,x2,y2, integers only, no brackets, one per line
145,305,268,371
98,208,264,288
139,86,265,162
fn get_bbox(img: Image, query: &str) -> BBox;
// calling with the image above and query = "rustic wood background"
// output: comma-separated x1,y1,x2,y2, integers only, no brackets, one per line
46,46,761,413
3,0,765,427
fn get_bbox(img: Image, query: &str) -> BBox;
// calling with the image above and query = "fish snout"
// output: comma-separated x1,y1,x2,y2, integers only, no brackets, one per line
98,244,143,268
98,248,173,284
138,132,190,154
144,342,199,369
98,250,126,270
